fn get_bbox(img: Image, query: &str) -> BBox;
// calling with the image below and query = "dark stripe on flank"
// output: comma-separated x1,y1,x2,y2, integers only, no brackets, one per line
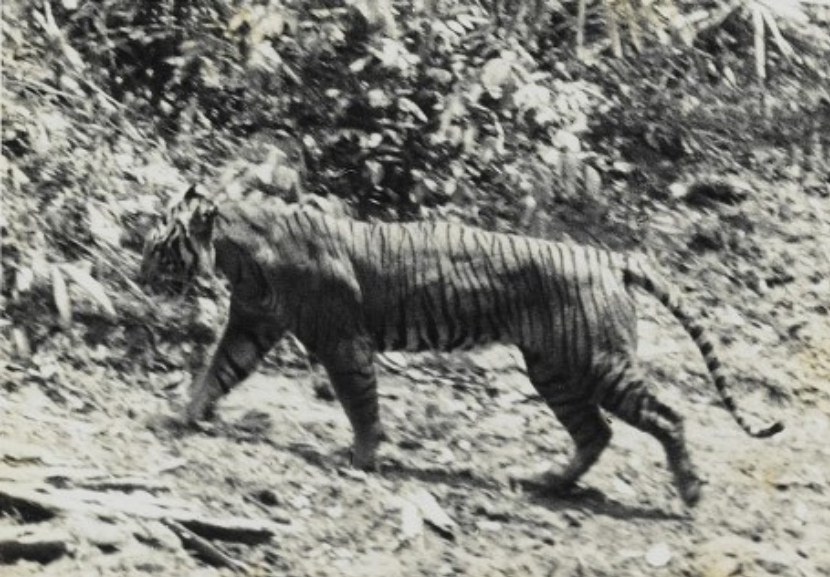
421,291,441,349
481,233,508,339
540,244,566,361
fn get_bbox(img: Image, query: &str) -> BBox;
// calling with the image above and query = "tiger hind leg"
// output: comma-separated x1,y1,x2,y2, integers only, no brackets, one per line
185,311,283,424
522,355,613,494
317,336,383,470
598,366,702,506
536,387,613,493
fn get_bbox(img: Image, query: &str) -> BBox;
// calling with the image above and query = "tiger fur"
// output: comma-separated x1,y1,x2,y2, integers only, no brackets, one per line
141,186,783,506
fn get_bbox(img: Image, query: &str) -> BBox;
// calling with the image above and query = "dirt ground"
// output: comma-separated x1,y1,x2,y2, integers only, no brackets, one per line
3,322,829,577
2,178,830,577
2,337,829,577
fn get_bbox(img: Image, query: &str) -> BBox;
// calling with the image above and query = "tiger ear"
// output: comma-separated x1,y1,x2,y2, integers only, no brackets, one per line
183,184,202,201
189,197,218,241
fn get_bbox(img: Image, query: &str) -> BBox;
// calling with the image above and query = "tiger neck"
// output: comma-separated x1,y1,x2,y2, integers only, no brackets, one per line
211,226,248,287
207,207,364,287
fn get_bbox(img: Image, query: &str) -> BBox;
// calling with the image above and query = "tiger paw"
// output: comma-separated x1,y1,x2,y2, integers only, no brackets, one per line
349,428,383,471
145,412,190,436
350,448,378,472
183,400,216,427
510,469,578,496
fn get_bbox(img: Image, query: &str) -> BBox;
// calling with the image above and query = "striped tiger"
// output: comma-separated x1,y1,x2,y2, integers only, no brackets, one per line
141,185,783,506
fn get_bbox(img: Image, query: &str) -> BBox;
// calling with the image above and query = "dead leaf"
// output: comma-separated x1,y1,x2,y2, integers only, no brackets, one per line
398,98,428,123
481,57,514,98
14,266,34,295
400,500,423,541
584,165,602,198
87,205,122,247
12,327,31,360
519,194,537,227
61,263,116,318
51,265,72,326
409,489,456,538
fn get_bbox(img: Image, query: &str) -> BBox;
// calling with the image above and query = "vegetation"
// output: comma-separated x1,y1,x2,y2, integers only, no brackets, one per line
4,0,828,355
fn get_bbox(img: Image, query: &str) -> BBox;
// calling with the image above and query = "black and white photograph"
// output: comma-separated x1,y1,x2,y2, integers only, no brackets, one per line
1,1,829,575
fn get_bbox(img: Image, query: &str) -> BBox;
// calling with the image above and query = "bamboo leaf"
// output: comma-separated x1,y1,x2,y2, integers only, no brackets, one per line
51,265,72,327
409,489,455,538
753,4,767,83
605,0,623,58
576,0,587,60
397,97,428,123
757,0,809,24
12,327,31,360
87,205,122,247
760,7,795,61
15,266,34,294
624,0,643,53
61,263,116,318
584,165,602,198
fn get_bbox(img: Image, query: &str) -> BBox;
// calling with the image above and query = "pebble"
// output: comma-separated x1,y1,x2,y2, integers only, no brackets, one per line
645,542,672,567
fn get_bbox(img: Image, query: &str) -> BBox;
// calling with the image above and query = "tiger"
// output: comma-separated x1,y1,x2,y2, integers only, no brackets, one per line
141,185,783,506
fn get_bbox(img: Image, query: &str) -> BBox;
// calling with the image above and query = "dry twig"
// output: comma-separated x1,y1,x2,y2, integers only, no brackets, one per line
163,520,252,573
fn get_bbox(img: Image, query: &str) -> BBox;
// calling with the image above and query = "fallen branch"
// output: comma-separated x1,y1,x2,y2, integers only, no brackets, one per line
0,465,107,484
175,516,278,544
0,526,70,564
75,476,172,493
0,464,170,495
0,483,279,544
163,520,251,574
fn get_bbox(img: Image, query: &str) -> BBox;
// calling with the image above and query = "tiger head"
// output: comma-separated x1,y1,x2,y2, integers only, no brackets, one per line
140,185,219,286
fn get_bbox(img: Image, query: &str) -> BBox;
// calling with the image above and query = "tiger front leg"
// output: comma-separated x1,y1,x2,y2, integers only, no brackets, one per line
185,311,283,425
318,337,383,470
539,394,612,493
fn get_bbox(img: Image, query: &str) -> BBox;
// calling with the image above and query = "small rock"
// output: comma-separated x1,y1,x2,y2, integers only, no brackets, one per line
409,488,456,538
645,542,672,567
253,488,282,507
552,129,581,152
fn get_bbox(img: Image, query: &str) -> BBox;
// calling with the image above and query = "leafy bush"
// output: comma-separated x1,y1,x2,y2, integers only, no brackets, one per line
2,0,827,368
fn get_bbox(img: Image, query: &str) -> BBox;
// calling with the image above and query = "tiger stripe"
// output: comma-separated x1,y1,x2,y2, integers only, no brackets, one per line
141,186,783,506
